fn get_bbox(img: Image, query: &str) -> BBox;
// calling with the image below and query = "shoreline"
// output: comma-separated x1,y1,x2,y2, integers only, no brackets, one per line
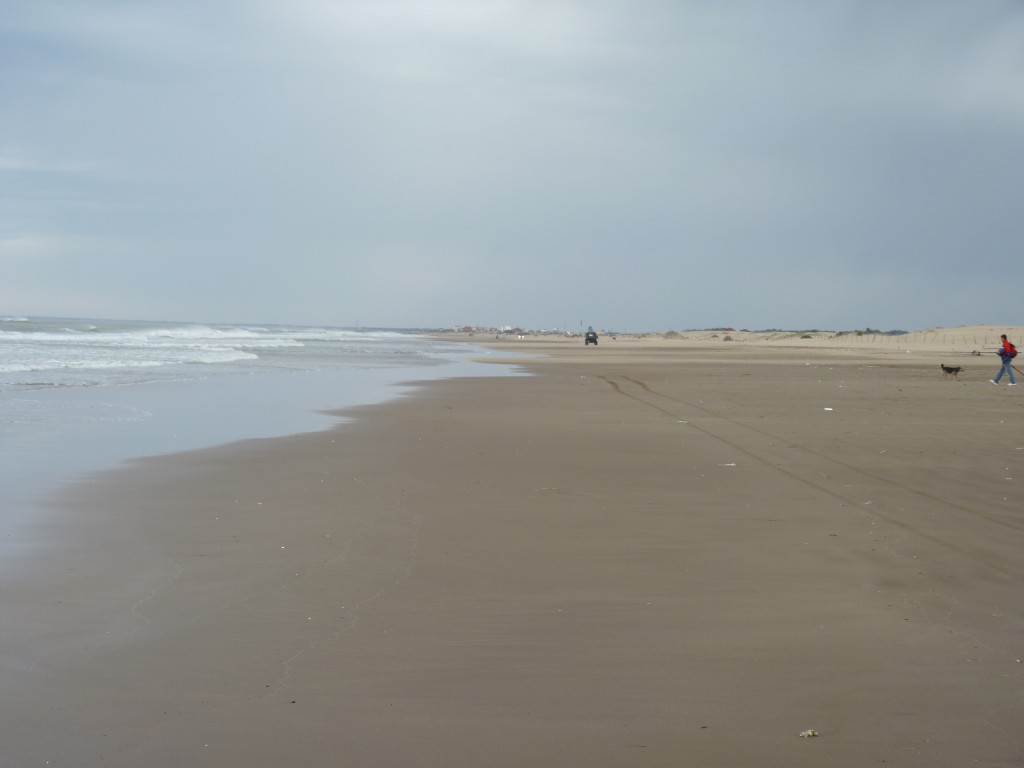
2,340,1022,766
0,340,524,563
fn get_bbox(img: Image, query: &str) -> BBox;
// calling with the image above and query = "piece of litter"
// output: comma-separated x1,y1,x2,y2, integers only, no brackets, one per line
823,407,834,411
718,463,737,467
799,729,819,738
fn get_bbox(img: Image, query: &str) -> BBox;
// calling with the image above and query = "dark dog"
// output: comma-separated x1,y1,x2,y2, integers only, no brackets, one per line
940,363,963,379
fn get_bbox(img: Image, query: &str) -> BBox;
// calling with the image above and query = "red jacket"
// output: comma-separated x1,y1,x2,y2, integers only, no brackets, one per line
1000,338,1015,361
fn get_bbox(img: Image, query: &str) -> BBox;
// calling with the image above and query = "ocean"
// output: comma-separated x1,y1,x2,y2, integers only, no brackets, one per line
0,317,521,549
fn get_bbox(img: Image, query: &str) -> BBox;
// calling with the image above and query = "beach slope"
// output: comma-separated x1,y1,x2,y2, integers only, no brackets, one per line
2,339,1022,766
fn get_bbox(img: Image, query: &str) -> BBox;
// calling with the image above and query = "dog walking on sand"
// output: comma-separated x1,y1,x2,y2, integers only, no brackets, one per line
940,363,963,379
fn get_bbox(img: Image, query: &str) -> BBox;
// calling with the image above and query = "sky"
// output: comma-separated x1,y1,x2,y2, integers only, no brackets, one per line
2,1,1023,332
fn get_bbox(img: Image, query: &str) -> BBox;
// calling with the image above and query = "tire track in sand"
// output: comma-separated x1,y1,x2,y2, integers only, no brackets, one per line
596,373,1023,580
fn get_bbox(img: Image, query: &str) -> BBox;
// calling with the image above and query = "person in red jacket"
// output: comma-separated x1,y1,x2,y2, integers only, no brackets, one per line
990,334,1017,386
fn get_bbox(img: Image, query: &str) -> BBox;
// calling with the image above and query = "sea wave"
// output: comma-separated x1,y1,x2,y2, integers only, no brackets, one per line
0,325,303,348
0,317,431,391
0,348,259,374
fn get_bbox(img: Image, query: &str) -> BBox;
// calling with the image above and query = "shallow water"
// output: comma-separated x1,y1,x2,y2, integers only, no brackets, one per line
0,319,524,553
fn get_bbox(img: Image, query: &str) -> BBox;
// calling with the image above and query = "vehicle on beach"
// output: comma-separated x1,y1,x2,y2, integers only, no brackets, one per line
585,328,598,345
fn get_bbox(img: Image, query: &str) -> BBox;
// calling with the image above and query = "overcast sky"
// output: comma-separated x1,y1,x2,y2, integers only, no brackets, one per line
2,1,1022,331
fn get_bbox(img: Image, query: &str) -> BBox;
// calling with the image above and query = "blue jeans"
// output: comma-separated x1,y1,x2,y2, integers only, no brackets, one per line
993,359,1017,384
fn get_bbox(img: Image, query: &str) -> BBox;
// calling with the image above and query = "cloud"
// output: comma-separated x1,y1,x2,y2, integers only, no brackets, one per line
0,148,104,175
2,0,1023,329
0,232,123,267
0,233,63,261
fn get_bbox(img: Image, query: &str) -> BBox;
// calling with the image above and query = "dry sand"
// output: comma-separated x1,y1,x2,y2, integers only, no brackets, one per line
3,328,1023,767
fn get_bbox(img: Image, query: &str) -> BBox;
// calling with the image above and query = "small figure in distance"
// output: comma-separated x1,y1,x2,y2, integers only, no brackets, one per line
990,334,1017,386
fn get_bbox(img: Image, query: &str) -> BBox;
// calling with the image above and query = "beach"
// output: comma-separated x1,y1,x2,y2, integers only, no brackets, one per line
3,327,1023,766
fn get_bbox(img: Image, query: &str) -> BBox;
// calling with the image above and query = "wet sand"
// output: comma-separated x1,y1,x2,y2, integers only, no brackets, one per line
2,336,1023,766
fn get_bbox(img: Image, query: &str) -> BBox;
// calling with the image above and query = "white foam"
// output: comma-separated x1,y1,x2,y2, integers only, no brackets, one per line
0,318,433,392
